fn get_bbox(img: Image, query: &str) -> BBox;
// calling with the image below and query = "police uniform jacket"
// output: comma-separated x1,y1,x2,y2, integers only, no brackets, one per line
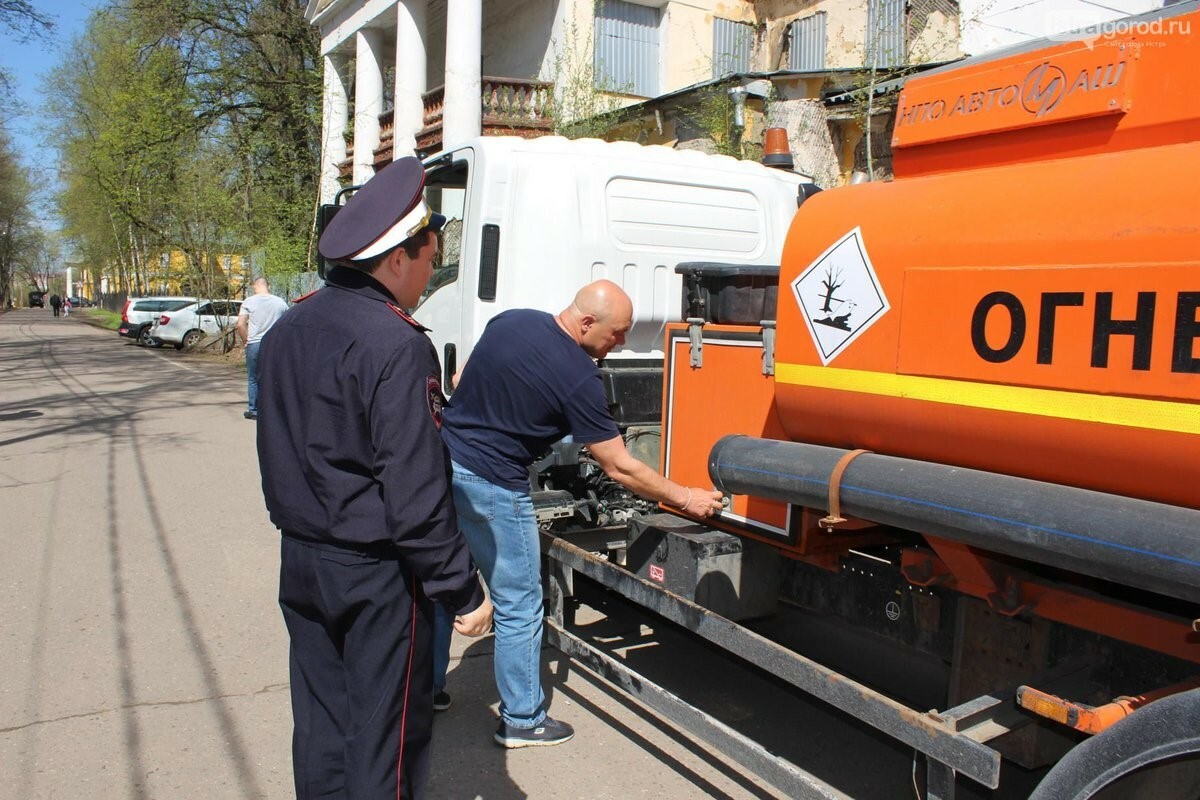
256,265,484,616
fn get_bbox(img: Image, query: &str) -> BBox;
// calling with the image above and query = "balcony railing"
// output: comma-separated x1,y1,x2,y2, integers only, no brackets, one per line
340,76,553,178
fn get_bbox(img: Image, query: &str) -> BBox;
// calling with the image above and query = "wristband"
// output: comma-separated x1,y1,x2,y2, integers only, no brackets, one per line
678,487,693,512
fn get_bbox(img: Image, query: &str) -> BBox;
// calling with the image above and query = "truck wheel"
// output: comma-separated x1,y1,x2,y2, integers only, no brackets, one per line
138,327,161,348
182,329,204,349
1028,688,1200,800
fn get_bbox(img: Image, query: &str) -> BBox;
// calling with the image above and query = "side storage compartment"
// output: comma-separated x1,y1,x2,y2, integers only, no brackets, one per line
675,262,779,324
661,321,793,548
626,513,779,621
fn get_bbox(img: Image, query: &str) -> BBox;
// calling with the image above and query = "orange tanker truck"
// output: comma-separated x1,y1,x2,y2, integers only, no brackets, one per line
544,3,1199,799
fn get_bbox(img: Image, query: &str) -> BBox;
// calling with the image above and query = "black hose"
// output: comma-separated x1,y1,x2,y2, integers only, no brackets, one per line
708,435,1200,605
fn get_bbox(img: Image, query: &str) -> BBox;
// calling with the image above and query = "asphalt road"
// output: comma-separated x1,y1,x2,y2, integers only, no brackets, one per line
0,308,1046,800
0,309,795,800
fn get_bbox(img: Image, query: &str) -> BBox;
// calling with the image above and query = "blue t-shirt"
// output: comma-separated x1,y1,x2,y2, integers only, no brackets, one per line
443,309,620,491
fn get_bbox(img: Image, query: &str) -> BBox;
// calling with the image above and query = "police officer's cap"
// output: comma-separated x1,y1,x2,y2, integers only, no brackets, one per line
319,156,447,262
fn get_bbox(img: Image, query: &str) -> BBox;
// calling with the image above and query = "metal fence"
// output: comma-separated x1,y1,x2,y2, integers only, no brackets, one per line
91,272,322,314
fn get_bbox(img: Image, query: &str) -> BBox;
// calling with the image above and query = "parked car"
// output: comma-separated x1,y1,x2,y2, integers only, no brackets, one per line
28,291,45,308
68,296,94,308
149,299,242,350
118,296,197,347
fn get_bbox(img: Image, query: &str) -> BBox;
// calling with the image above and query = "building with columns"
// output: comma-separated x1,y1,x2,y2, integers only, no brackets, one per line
307,0,560,204
306,0,966,199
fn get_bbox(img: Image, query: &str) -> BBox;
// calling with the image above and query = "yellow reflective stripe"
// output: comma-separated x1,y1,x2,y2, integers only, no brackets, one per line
775,363,1200,435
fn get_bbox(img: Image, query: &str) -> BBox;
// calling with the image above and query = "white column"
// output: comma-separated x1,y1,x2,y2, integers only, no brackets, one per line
320,52,350,203
393,0,428,159
444,0,482,147
354,28,386,184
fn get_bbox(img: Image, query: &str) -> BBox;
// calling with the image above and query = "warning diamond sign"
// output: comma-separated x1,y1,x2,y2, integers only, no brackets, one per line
791,227,890,364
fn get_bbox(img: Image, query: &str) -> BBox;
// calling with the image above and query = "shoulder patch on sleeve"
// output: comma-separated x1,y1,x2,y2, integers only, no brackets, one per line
426,376,445,429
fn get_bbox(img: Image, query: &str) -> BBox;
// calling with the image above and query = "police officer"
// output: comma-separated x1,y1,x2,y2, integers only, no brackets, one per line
256,156,493,800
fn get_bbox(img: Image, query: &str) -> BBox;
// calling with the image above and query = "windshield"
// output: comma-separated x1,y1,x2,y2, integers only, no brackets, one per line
417,159,468,308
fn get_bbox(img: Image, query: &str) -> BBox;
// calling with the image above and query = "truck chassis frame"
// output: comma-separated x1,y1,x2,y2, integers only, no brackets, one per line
541,531,1043,799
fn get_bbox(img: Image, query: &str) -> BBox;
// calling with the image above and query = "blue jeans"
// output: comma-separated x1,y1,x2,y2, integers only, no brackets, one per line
450,460,545,728
433,603,452,692
245,341,261,414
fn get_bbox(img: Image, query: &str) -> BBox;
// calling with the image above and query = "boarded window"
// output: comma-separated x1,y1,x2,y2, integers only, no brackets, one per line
712,18,753,77
594,0,660,97
866,0,906,68
788,13,827,71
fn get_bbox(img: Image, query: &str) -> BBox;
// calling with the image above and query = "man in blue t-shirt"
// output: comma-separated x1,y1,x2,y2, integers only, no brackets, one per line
442,279,724,748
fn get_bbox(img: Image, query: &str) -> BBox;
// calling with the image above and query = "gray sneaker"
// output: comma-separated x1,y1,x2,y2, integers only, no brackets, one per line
494,717,575,748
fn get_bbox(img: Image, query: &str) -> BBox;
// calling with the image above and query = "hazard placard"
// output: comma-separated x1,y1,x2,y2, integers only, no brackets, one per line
791,227,890,365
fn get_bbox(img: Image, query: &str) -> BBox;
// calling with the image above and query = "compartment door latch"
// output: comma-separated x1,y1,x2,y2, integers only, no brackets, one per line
687,317,705,368
761,320,776,376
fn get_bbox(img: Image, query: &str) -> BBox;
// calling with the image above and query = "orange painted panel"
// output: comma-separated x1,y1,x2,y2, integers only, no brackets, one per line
771,109,1199,508
898,264,1199,401
893,5,1200,177
772,380,1198,510
661,324,791,540
893,43,1130,148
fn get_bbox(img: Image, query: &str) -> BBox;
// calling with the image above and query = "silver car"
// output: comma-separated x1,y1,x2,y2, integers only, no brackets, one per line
149,299,242,350
118,296,198,347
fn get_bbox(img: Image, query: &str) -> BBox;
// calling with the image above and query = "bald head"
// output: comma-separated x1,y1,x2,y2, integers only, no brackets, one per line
557,280,633,359
571,280,632,322
253,277,270,294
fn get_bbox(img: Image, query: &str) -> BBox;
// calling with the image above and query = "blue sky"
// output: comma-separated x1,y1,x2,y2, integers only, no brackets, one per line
1,1,97,216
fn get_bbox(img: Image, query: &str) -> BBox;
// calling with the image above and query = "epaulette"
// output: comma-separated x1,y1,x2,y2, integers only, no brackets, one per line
386,302,429,331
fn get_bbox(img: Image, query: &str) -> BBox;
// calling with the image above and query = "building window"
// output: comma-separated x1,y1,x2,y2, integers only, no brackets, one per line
866,0,906,68
712,18,754,77
788,13,827,71
594,0,660,97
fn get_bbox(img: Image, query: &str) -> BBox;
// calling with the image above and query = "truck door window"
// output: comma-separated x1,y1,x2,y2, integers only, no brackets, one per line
418,160,468,306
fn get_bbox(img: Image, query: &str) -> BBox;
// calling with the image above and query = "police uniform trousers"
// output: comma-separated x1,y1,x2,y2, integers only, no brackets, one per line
279,536,435,799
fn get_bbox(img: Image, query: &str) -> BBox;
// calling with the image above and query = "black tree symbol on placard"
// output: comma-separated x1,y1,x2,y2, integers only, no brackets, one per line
819,267,842,312
814,266,854,331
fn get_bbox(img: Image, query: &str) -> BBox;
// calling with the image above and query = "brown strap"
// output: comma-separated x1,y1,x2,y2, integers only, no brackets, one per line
819,449,872,530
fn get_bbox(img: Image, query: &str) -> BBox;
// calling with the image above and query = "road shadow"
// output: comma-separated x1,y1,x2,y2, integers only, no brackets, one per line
425,619,781,800
425,635,526,799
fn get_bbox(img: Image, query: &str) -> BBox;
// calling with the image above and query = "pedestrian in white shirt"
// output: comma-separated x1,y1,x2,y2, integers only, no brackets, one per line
236,277,289,420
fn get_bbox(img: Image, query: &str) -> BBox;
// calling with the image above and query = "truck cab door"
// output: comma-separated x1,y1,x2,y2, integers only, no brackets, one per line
415,147,476,393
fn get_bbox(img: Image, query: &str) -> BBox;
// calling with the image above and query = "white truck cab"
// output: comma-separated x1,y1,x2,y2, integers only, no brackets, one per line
411,136,813,408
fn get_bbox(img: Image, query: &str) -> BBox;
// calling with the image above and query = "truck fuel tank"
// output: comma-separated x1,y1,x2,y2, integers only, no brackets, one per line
771,15,1199,510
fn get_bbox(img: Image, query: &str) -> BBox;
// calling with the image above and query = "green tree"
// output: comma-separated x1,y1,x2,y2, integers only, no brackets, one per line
125,0,322,277
50,7,191,295
0,126,40,307
52,0,321,305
